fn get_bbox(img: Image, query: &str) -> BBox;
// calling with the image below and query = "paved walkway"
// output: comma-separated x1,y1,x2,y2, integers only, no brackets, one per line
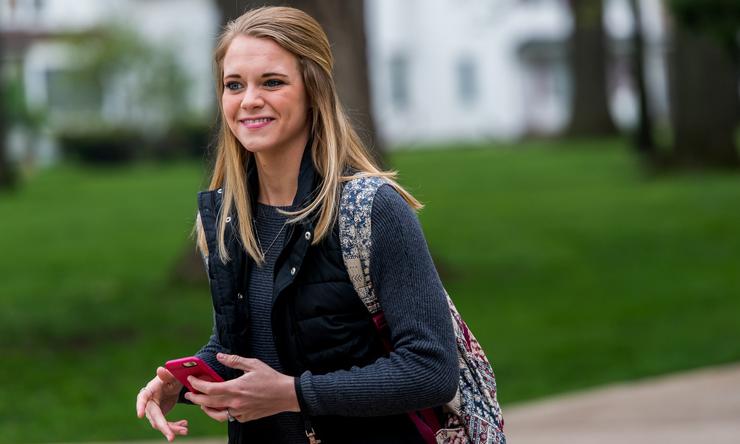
65,363,740,444
503,363,740,444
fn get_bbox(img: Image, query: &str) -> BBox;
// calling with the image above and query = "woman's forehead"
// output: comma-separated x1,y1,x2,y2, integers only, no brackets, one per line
223,35,299,77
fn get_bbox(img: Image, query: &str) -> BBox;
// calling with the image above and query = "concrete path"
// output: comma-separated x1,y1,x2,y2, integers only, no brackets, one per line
503,363,740,444
62,363,740,444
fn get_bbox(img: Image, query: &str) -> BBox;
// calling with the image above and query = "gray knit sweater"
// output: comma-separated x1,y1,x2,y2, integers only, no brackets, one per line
194,184,457,440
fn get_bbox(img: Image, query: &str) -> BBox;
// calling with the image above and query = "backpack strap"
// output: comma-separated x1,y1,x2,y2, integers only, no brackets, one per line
339,178,506,444
338,174,388,316
339,174,441,444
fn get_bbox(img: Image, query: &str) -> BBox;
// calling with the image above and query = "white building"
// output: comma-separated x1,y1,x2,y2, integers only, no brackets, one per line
1,0,670,163
1,0,219,165
2,0,218,119
365,0,670,147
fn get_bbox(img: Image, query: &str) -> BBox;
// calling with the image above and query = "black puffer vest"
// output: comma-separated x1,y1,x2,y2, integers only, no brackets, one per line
197,150,424,443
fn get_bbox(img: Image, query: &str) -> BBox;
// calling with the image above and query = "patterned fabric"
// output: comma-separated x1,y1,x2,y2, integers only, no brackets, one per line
339,175,506,444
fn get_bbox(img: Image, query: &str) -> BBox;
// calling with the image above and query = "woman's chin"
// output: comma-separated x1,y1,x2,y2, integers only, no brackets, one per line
239,139,271,153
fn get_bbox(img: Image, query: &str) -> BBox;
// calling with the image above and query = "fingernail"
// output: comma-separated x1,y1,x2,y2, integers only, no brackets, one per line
217,353,225,359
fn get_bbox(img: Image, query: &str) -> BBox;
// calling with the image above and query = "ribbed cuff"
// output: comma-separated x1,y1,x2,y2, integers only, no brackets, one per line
177,385,193,405
296,371,316,415
294,375,308,414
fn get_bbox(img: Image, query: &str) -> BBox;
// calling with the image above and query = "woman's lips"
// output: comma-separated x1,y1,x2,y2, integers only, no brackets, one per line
240,117,275,129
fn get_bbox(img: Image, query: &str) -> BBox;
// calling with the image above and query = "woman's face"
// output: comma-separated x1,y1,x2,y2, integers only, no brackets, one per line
221,35,310,155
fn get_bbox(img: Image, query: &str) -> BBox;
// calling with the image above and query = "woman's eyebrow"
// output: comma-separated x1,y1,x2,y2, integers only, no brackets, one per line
260,72,288,78
223,72,289,80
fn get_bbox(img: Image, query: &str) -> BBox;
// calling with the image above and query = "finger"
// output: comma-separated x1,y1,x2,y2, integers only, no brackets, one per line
136,386,152,418
187,375,226,396
157,366,183,393
168,419,189,436
146,401,175,442
143,404,159,434
174,426,189,436
201,405,229,423
217,353,261,371
184,389,227,409
156,366,178,384
145,408,156,430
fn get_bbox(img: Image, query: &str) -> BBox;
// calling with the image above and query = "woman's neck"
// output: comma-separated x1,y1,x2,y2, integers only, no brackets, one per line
253,138,307,206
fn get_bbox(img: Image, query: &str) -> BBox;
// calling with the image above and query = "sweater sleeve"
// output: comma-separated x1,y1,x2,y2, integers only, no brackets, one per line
297,184,458,416
177,313,231,404
194,314,229,376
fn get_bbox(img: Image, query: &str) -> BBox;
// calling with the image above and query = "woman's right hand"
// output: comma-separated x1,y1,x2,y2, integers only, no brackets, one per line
136,366,188,442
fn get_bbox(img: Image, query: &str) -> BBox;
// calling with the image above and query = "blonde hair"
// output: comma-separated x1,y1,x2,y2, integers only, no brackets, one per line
196,6,421,265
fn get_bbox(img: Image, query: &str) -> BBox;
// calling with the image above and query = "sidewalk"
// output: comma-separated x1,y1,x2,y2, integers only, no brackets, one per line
503,362,740,444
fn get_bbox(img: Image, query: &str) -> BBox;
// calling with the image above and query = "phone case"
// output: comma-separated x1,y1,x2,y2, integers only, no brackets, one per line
165,356,224,394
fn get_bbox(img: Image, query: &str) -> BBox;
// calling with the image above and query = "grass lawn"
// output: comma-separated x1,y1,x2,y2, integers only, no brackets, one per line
1,138,739,442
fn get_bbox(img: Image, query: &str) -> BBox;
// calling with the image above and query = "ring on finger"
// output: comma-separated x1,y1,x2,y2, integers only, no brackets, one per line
226,408,236,422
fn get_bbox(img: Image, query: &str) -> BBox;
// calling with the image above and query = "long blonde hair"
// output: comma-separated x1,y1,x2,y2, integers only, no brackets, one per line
196,6,421,265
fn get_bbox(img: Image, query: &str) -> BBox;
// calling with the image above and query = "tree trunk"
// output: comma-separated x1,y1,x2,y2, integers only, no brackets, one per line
628,0,655,157
669,25,739,168
566,0,618,137
214,0,244,26
214,0,384,164
0,35,17,190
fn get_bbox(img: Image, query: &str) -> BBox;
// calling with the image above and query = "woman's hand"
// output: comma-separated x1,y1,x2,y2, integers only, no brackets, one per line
184,353,300,423
136,367,188,442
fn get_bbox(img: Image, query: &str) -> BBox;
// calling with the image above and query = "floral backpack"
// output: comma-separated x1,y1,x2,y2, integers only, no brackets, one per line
338,175,506,444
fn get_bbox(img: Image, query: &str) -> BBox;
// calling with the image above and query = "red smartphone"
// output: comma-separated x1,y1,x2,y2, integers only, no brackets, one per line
165,356,224,394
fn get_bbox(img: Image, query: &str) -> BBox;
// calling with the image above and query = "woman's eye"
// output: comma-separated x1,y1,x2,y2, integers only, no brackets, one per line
264,79,284,88
225,82,242,91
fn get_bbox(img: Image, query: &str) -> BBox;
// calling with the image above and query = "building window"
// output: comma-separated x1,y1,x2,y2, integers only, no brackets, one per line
457,57,478,106
389,54,409,111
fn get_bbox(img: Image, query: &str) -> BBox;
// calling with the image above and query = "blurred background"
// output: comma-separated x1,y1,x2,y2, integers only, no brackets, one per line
1,0,738,442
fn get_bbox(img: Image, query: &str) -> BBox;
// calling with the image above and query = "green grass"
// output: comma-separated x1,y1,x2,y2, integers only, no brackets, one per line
1,139,739,441
0,163,224,442
392,138,740,402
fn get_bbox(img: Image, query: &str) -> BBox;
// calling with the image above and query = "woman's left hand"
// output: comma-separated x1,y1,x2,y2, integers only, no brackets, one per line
184,353,300,423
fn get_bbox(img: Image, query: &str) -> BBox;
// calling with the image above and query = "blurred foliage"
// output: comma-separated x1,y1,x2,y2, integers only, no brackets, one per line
2,140,740,440
52,25,211,164
57,25,190,127
2,64,46,130
668,0,740,53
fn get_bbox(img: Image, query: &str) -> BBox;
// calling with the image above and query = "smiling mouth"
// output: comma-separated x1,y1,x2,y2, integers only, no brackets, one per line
241,117,274,124
239,117,275,129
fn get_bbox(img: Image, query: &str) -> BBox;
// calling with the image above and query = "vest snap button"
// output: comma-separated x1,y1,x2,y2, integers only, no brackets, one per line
225,216,231,223
217,188,223,194
304,231,311,240
290,267,296,276
237,292,244,300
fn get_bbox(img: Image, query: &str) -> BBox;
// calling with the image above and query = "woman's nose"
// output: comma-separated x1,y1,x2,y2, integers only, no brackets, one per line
240,87,264,109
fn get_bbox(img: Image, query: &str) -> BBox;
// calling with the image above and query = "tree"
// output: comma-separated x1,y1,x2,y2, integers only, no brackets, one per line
565,0,618,137
666,0,739,168
628,0,656,158
214,0,383,163
0,35,18,190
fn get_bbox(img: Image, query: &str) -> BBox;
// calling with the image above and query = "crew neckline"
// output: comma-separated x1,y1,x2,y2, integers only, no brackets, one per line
255,202,295,220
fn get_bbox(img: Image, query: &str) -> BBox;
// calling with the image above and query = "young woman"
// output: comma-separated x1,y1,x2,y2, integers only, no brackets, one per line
136,7,458,443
